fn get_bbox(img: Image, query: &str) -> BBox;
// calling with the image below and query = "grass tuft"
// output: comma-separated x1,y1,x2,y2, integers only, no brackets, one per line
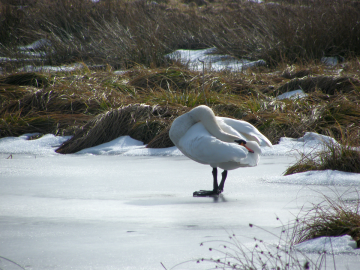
285,136,360,175
274,76,360,96
0,72,49,88
55,104,188,154
294,190,360,249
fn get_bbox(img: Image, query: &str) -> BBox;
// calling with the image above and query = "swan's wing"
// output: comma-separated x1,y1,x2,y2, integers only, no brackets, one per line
178,122,247,166
218,117,272,147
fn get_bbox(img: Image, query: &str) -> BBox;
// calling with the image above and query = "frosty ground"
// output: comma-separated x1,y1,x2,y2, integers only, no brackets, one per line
1,133,360,270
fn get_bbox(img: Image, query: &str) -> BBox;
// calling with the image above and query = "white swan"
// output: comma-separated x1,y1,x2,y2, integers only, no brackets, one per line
169,105,272,197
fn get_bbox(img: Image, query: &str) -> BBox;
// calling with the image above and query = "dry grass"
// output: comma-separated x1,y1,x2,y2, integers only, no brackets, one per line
0,70,125,137
274,76,360,96
1,0,360,70
1,59,359,152
0,72,49,87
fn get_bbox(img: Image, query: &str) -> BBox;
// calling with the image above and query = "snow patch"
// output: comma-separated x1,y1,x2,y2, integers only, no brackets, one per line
264,170,360,186
19,63,84,73
18,39,52,51
74,136,183,156
167,48,266,72
0,131,340,157
123,146,183,156
77,136,144,155
261,132,337,156
295,235,357,253
321,56,344,66
0,133,71,155
276,90,307,100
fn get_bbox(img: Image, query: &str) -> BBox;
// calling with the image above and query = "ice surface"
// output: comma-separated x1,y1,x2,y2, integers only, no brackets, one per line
295,235,357,253
1,132,360,269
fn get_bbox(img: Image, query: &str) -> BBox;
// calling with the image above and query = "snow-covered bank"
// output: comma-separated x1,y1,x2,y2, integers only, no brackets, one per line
295,235,358,254
0,133,71,156
265,170,360,186
261,132,338,156
0,131,337,157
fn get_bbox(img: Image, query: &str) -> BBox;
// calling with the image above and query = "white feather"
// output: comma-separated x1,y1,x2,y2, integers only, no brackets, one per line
169,105,272,171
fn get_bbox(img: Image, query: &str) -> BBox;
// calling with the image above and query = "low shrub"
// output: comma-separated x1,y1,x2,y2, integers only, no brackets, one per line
0,72,49,88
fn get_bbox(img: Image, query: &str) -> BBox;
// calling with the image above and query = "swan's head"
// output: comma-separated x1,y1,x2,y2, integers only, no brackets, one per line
235,139,255,153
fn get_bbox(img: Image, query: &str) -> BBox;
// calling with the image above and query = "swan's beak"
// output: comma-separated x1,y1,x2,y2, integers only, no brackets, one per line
235,139,254,153
244,145,254,153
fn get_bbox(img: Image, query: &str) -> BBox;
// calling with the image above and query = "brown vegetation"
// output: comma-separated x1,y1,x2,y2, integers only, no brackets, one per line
1,0,360,70
55,104,188,153
1,60,359,154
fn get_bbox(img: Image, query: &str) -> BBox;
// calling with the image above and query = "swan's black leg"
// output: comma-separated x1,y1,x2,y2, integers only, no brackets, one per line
218,170,228,193
212,167,219,191
193,167,222,197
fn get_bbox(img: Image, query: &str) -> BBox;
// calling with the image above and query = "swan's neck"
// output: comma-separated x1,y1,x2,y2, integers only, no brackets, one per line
169,105,240,146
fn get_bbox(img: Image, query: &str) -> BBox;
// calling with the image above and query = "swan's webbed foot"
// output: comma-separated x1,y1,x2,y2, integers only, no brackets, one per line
193,189,221,197
193,168,228,197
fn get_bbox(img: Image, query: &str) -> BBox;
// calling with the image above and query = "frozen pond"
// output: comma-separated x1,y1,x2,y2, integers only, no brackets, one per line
1,134,360,269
